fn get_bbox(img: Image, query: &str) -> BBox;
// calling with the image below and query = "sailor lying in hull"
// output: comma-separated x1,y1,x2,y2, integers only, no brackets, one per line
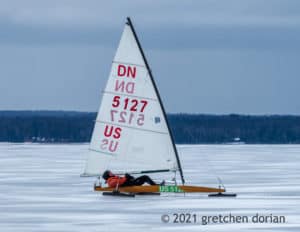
102,170,161,188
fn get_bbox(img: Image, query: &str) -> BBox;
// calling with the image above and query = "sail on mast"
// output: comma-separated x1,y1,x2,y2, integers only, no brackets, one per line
83,17,185,184
126,18,185,184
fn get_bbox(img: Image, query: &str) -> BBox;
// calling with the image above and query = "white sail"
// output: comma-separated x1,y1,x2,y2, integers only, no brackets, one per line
83,19,181,178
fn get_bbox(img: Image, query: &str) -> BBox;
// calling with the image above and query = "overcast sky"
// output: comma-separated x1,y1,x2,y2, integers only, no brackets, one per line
1,0,300,114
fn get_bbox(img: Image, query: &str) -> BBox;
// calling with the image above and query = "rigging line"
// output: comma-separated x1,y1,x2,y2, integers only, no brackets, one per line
96,120,169,135
102,91,158,102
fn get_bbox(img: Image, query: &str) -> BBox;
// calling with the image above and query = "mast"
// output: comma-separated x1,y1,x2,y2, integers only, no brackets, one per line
126,17,185,185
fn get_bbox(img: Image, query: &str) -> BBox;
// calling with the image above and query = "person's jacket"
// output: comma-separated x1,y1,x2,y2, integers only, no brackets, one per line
106,173,134,188
106,175,127,188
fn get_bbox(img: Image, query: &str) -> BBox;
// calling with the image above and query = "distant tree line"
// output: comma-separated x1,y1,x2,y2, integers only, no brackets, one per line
0,111,300,144
169,114,300,144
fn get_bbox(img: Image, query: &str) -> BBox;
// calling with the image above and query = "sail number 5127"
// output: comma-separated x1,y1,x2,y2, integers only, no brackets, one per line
110,110,144,126
112,96,148,112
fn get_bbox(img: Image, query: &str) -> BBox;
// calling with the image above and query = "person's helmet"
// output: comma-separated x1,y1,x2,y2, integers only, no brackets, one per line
102,170,112,180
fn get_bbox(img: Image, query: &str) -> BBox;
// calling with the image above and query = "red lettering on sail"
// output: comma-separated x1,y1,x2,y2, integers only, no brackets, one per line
112,96,148,112
117,65,126,76
140,100,148,112
112,96,120,108
114,80,135,94
108,141,118,152
100,139,119,152
127,66,136,78
100,139,108,150
125,82,135,93
103,125,113,137
115,80,125,92
103,125,122,139
114,127,121,139
117,64,136,78
101,125,121,153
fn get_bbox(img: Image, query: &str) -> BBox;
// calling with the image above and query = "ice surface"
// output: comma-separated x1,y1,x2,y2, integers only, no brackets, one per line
0,144,299,231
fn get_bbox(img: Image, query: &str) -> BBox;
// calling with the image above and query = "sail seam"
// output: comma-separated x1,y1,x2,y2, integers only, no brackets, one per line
113,60,146,68
89,148,117,156
96,120,169,135
102,91,158,101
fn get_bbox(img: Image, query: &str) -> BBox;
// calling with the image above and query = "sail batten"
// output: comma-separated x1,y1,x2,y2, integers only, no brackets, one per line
113,61,146,68
83,18,184,183
102,91,159,101
95,120,169,135
88,148,118,156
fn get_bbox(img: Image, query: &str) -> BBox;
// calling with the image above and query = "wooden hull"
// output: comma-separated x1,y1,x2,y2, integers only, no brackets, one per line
94,185,225,193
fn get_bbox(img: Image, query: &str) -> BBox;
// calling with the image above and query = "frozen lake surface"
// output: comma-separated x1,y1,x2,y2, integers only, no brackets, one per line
0,144,299,231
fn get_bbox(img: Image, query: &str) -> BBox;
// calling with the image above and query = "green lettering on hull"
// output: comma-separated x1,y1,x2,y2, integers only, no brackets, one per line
159,185,184,193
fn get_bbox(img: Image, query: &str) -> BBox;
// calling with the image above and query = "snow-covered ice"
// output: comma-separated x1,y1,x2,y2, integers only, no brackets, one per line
0,144,299,231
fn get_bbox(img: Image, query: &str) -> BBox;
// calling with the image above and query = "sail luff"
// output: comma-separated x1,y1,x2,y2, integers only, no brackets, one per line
126,17,185,185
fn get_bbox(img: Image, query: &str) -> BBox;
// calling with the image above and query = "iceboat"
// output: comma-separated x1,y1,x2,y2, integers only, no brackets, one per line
81,17,236,197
